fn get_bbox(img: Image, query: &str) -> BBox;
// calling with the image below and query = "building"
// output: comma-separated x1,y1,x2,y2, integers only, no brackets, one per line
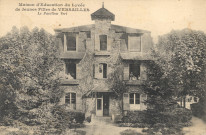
54,4,154,117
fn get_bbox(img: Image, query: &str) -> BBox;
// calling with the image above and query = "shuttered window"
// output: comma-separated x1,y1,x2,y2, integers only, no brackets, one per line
130,93,140,104
94,63,107,79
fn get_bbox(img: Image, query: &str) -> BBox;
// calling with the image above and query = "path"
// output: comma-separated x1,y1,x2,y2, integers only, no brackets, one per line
68,116,144,135
183,117,206,135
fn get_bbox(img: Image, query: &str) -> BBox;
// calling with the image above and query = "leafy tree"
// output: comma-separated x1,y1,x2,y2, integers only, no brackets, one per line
106,56,127,114
155,29,206,103
0,26,66,133
0,26,23,122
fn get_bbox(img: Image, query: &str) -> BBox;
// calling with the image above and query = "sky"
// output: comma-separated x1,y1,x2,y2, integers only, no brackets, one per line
0,0,206,43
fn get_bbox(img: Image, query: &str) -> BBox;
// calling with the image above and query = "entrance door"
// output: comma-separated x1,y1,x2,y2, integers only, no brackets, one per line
103,94,109,116
96,97,103,116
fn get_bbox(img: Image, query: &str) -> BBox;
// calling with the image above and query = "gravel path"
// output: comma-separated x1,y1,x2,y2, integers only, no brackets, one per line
183,117,206,135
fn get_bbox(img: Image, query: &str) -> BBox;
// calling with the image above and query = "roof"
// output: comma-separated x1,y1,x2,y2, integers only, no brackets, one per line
54,24,149,34
91,7,115,21
54,24,95,33
83,83,113,98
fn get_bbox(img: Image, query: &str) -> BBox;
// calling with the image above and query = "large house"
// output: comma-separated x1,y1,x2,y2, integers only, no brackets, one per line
54,5,154,117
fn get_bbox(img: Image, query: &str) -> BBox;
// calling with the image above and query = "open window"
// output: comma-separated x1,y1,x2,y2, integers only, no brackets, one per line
130,93,140,104
128,36,141,52
100,35,107,51
129,63,140,80
66,33,76,51
65,63,76,79
65,93,76,109
94,63,107,79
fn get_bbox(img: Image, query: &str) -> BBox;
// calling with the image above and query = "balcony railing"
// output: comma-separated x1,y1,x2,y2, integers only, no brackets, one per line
60,79,79,85
125,79,145,85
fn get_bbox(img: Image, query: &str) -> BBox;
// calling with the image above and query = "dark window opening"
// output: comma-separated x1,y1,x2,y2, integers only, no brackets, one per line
66,33,76,51
86,31,91,38
100,35,107,51
130,93,140,104
65,93,76,109
97,99,102,110
99,63,107,78
194,97,198,102
65,63,76,79
135,93,140,104
71,93,76,104
130,93,134,104
129,63,140,80
103,64,107,78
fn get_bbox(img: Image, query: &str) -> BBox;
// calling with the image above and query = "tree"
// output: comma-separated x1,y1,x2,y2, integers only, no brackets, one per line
0,26,23,122
155,29,206,105
141,29,206,134
106,56,127,114
0,26,65,133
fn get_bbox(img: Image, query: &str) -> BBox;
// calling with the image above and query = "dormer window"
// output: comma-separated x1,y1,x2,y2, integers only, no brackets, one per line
64,33,77,51
100,35,107,51
128,36,141,52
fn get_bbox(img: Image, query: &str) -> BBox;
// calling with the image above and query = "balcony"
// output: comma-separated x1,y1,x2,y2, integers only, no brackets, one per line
60,79,79,85
60,52,85,59
94,51,111,56
125,80,145,85
120,52,153,60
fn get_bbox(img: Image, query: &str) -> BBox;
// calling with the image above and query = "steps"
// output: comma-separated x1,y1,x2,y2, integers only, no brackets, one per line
91,116,112,123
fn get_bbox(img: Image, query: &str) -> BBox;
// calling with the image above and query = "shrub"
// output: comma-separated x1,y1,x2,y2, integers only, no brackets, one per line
52,105,85,127
122,111,146,124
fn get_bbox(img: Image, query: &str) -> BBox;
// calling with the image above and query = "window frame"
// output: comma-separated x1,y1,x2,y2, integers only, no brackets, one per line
129,63,140,80
65,62,76,79
129,93,140,105
98,63,107,79
64,33,78,52
65,93,76,105
128,35,141,52
99,35,107,51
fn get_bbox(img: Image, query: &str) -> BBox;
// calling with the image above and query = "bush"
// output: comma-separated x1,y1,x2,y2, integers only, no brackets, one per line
52,105,85,126
122,111,146,124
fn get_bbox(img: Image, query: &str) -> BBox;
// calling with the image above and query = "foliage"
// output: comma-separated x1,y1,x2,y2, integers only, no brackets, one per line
121,111,146,124
154,29,206,99
106,56,126,99
0,26,67,134
120,129,143,135
141,29,205,134
52,105,85,125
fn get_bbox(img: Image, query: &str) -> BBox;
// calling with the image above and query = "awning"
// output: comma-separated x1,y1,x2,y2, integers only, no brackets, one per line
83,84,113,98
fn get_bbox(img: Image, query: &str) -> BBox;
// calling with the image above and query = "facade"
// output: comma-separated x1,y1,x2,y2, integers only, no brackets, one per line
54,5,154,117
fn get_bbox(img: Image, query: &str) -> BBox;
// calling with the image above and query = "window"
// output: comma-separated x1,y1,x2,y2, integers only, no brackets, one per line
97,99,102,110
129,63,140,80
86,31,91,38
100,35,107,51
66,33,76,51
130,93,140,104
65,63,76,79
65,93,76,104
194,97,198,102
128,36,141,52
99,63,107,78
